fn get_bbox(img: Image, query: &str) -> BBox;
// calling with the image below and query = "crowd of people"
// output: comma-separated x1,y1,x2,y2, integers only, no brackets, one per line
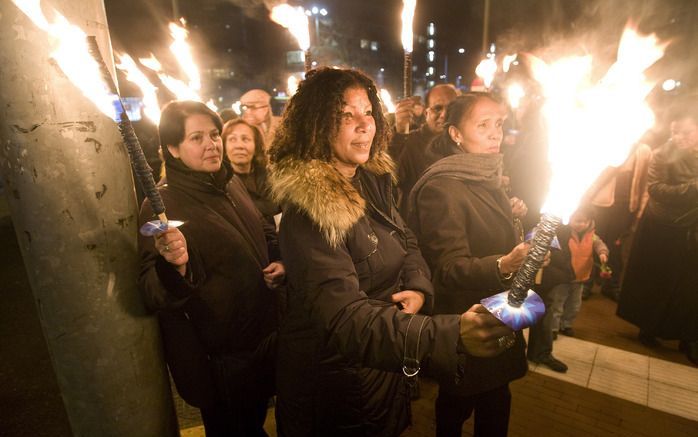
137,66,698,436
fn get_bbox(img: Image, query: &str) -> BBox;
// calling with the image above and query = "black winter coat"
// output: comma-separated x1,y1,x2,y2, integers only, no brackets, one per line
268,152,464,437
408,141,528,396
139,160,280,409
618,142,698,339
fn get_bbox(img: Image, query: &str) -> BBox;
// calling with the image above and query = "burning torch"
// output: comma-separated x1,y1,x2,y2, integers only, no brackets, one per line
401,0,417,98
11,1,177,235
481,25,666,330
271,4,312,73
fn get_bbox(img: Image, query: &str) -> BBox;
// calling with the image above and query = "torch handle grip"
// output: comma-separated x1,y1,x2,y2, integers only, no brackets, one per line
117,119,166,217
508,213,562,306
86,36,166,219
403,51,413,98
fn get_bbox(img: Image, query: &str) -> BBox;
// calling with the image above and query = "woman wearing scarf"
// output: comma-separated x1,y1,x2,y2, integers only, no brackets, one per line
408,93,530,437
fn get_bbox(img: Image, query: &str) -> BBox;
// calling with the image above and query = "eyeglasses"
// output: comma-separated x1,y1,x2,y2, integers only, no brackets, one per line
428,104,446,114
240,104,269,112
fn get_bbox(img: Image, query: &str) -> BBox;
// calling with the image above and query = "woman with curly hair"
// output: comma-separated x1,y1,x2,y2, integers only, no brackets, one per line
222,119,280,226
267,68,516,436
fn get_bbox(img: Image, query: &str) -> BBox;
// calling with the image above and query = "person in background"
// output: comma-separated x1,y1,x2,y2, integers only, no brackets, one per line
550,207,609,338
392,84,459,214
222,119,281,227
408,93,530,437
585,143,652,301
267,68,517,437
618,102,698,365
138,101,285,436
240,89,280,149
219,107,239,123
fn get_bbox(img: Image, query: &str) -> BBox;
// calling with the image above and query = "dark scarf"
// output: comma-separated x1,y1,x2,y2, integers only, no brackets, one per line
408,141,503,216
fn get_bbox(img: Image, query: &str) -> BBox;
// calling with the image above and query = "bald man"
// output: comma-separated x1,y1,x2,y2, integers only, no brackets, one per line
393,84,459,214
240,89,279,148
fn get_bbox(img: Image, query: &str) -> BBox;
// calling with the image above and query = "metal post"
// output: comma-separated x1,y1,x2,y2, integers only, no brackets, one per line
0,2,178,436
482,0,490,54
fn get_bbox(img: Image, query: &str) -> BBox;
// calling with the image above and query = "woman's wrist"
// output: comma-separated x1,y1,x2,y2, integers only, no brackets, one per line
496,256,514,280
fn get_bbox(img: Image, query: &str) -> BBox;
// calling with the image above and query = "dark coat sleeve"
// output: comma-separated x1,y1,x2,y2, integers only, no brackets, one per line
280,208,463,382
647,147,698,206
395,211,435,313
412,179,506,295
138,198,206,312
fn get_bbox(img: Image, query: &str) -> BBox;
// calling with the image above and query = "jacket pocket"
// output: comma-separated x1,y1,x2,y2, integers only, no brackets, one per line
351,231,385,290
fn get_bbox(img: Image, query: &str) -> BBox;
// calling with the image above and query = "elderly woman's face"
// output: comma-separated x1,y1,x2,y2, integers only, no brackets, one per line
331,87,376,173
450,98,506,154
167,114,223,172
225,123,256,168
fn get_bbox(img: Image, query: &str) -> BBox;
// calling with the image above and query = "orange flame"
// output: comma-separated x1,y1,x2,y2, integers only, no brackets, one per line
205,99,218,112
13,0,119,119
380,89,396,113
168,21,201,92
475,56,497,89
502,54,517,73
401,0,417,53
116,53,161,124
287,75,299,96
270,4,310,51
507,83,525,110
531,25,666,221
138,54,200,101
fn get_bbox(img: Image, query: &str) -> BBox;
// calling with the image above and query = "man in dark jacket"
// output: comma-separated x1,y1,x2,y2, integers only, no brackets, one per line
391,84,458,214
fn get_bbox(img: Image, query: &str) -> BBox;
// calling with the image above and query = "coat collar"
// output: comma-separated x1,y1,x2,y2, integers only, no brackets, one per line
268,151,395,247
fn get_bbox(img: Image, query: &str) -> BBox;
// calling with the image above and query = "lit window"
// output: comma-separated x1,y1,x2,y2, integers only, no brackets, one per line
428,51,435,62
360,39,370,50
428,39,434,49
428,22,435,36
370,41,379,51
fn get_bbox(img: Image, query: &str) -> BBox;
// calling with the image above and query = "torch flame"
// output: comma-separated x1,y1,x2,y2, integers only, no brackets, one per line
380,89,396,113
168,21,201,92
503,54,518,73
270,4,310,51
138,54,200,101
116,53,161,124
475,55,497,89
401,0,417,53
205,99,218,112
532,25,666,221
507,83,525,110
13,0,119,120
138,54,162,72
287,75,299,97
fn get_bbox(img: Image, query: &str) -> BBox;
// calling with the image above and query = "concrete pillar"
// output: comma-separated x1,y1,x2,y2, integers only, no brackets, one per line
0,1,178,435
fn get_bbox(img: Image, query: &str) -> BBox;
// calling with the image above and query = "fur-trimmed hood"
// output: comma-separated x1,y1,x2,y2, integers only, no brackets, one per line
268,151,395,247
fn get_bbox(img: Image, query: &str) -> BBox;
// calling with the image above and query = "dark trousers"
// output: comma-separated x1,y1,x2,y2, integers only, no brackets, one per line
435,384,511,437
200,396,269,437
526,288,556,361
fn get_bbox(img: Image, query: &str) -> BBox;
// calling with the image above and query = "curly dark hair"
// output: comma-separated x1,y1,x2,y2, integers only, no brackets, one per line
268,67,389,163
222,119,267,170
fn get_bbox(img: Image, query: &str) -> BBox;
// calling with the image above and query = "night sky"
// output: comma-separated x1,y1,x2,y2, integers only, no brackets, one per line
104,0,698,105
